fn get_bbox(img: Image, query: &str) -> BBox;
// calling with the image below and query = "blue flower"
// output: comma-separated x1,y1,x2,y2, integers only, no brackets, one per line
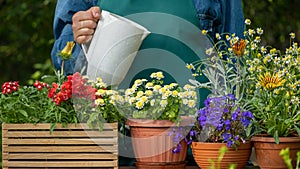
227,139,234,147
241,111,253,127
222,132,232,142
231,110,239,121
172,143,182,153
225,119,231,130
227,93,236,100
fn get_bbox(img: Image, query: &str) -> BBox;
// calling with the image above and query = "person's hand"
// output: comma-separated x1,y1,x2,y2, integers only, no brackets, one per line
72,6,101,44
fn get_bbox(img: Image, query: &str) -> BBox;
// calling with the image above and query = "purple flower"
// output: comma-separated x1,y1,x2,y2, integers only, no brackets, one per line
234,135,239,140
217,122,223,131
241,111,253,127
204,97,211,107
192,94,252,148
189,130,198,137
227,94,236,100
231,110,239,121
222,132,232,142
172,144,182,153
225,119,231,130
224,108,229,113
227,140,234,147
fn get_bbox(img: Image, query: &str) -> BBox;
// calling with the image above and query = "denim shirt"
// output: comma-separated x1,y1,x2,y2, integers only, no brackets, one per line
51,0,244,75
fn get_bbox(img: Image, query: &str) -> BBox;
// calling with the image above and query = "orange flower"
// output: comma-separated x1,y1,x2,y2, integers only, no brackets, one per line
231,39,246,56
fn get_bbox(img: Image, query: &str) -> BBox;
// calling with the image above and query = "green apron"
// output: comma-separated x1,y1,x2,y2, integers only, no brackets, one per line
99,0,210,87
98,0,210,166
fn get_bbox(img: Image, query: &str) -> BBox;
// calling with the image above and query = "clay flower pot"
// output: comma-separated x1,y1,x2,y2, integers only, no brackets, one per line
126,117,193,169
251,135,300,169
191,142,252,169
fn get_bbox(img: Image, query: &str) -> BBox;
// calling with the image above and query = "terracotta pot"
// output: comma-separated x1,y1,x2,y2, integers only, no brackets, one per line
126,117,194,168
135,161,187,169
191,142,252,169
252,135,300,169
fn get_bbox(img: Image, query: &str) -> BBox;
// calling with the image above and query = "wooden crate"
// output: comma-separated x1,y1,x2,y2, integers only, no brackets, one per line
2,123,118,169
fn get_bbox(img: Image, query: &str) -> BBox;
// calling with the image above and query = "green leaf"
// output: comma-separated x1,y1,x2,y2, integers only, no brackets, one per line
18,110,28,117
50,123,57,134
295,125,300,136
274,131,279,144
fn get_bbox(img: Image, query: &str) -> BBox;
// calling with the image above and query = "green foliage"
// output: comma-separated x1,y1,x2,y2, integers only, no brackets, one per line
280,148,300,169
208,146,237,169
0,0,57,84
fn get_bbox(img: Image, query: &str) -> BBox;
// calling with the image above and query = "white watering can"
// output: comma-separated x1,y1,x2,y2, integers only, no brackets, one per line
82,10,150,85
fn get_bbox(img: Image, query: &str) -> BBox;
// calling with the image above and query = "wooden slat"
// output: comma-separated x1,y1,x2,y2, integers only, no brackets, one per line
5,161,118,167
4,130,117,138
6,145,117,153
7,153,117,160
2,123,118,168
2,123,118,130
4,138,117,145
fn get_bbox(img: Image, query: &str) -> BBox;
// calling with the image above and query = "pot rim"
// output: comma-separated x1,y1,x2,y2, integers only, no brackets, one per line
126,116,194,127
191,141,251,150
251,135,300,143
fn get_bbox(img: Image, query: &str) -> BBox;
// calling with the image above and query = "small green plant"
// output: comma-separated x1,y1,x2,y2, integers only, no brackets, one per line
208,146,236,169
280,148,300,169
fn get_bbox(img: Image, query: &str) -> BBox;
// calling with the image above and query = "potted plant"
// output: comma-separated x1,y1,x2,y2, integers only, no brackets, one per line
119,71,198,169
0,42,123,168
186,21,255,169
243,19,300,168
188,95,253,169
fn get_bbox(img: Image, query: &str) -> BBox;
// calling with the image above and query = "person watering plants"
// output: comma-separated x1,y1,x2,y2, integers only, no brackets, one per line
51,0,245,166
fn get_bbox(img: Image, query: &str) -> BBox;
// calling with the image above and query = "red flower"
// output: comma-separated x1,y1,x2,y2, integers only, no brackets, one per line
34,81,50,90
47,72,97,106
1,81,19,94
48,83,58,99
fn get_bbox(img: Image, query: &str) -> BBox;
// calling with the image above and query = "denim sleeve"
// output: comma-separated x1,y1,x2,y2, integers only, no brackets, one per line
193,0,222,33
193,0,244,40
51,0,98,75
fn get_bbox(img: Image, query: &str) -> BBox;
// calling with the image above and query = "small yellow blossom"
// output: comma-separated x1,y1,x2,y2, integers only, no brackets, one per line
201,30,208,35
172,90,179,97
150,71,164,80
186,63,195,70
96,89,106,96
256,53,262,58
169,83,178,88
248,29,255,36
59,41,75,60
145,90,153,97
160,99,168,108
245,19,251,25
140,96,148,103
153,85,161,92
187,100,196,108
290,32,296,39
226,35,231,41
136,91,144,98
215,33,221,40
145,82,154,89
256,28,263,35
261,46,267,53
270,48,277,55
95,98,105,106
206,48,214,55
135,100,145,109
